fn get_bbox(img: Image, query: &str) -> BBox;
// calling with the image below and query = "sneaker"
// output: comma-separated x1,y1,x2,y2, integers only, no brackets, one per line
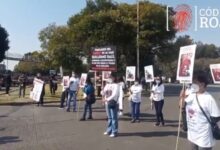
103,131,109,135
136,119,140,123
109,134,116,138
154,122,160,126
79,118,85,121
87,116,93,120
118,111,123,116
131,119,136,123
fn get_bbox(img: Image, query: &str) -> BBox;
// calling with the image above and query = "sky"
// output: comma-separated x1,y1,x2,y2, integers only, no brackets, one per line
1,0,220,70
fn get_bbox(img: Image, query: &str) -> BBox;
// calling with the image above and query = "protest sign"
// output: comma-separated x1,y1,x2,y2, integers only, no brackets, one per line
176,44,197,83
126,66,136,81
144,65,154,82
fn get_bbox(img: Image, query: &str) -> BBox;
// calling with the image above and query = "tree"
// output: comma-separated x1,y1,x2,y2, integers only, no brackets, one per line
0,25,9,62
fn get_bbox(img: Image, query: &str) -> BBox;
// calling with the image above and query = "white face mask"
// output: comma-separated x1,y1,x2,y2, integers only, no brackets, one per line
155,80,160,84
191,83,199,93
134,82,138,85
108,79,113,83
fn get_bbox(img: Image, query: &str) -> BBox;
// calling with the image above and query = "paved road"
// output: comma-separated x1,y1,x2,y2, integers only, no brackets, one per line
0,85,219,150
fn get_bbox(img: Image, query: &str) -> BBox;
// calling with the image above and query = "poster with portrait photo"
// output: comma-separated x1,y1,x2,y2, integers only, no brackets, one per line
176,44,197,83
144,65,154,82
210,64,220,84
62,76,70,88
102,71,111,81
126,66,136,81
79,73,87,88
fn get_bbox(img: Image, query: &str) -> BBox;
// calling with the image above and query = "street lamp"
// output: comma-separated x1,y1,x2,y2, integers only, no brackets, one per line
136,0,140,79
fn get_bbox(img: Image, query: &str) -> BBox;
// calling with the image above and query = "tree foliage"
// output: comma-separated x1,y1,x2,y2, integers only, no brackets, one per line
0,25,9,62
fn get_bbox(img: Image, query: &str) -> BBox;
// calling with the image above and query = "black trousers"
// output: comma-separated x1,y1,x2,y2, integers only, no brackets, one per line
154,100,164,123
5,86,10,94
60,90,68,108
19,86,26,97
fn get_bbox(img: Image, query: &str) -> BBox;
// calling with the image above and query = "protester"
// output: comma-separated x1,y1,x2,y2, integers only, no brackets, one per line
130,79,143,123
66,73,79,112
102,75,119,137
18,74,27,98
35,73,45,106
180,71,220,150
4,73,12,95
151,76,165,126
80,77,95,121
118,77,125,116
49,75,58,95
59,76,69,109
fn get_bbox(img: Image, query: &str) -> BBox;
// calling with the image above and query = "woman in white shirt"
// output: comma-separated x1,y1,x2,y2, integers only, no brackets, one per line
180,71,220,150
130,79,143,123
102,76,119,138
151,76,165,126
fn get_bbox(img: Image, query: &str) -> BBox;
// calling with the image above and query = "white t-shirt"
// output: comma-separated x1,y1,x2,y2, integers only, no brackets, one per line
69,77,79,91
130,84,142,103
151,84,164,101
103,83,119,102
185,92,220,148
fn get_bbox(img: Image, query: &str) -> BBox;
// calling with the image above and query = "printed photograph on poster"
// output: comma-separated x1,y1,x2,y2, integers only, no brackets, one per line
62,76,70,88
126,66,136,81
79,73,87,88
176,44,197,82
31,78,44,102
102,71,111,81
210,64,220,84
144,65,154,82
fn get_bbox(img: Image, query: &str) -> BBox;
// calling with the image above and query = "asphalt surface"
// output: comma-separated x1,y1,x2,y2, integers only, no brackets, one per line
0,84,219,150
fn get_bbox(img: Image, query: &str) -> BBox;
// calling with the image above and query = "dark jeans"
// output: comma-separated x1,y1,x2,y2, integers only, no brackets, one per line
191,142,212,150
37,96,44,106
131,101,141,120
5,86,10,94
154,100,164,124
60,90,68,108
19,86,26,97
82,102,92,119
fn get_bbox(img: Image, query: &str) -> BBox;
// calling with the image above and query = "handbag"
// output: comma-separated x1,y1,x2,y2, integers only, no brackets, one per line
108,99,117,109
196,94,220,140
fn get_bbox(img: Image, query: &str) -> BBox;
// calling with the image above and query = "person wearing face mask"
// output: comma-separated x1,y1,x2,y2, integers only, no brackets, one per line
130,79,143,123
102,75,120,138
180,71,220,150
151,76,165,126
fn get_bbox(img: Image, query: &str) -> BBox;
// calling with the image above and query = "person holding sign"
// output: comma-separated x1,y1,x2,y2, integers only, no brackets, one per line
180,71,220,150
35,73,45,107
151,76,165,126
80,77,96,121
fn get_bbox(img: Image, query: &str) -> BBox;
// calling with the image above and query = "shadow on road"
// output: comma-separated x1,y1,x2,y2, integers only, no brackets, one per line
118,131,187,138
0,136,22,144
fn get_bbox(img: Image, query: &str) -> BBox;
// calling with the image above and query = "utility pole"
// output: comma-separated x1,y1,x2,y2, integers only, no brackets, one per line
136,0,140,79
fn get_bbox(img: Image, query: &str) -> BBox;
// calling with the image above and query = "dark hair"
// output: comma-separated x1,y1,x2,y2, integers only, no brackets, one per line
152,76,163,86
193,70,209,87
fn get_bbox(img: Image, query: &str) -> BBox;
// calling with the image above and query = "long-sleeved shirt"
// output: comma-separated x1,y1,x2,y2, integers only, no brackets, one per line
130,84,142,103
103,83,119,102
151,84,164,101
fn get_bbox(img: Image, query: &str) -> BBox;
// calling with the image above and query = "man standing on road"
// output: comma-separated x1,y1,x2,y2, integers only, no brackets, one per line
66,73,79,112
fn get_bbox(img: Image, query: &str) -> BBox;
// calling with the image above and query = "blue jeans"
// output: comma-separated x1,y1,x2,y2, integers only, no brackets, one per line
105,104,118,134
67,90,77,111
82,102,92,118
131,101,141,120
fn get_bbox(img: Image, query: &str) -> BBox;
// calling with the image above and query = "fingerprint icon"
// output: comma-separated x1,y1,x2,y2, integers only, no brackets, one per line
174,4,192,32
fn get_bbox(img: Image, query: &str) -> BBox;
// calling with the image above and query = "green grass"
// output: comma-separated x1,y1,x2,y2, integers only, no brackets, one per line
0,84,85,104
